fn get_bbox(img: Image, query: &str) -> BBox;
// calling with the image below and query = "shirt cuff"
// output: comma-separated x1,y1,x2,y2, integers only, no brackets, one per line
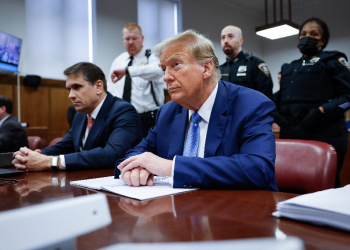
169,155,176,187
59,155,66,170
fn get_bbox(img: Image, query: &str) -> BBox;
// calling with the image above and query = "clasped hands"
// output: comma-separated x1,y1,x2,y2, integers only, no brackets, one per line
118,152,172,187
12,147,52,171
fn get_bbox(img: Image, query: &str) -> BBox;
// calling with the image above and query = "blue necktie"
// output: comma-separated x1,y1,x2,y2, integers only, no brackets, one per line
183,112,201,157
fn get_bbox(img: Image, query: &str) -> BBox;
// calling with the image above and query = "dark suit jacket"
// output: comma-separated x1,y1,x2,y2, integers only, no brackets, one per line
42,92,143,170
0,115,29,153
116,81,278,191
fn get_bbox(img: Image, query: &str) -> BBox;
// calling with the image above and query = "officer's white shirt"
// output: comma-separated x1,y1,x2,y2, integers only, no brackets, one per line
107,47,165,114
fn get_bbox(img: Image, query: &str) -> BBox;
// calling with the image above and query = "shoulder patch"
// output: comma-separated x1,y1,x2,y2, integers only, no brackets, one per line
258,63,270,77
338,57,350,71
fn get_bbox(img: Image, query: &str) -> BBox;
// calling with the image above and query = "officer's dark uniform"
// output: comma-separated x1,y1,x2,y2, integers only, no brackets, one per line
219,51,274,100
275,50,350,187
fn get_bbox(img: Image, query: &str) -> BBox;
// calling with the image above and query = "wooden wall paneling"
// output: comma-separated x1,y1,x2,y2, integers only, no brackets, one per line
0,81,17,117
48,87,71,145
20,85,50,127
0,84,14,100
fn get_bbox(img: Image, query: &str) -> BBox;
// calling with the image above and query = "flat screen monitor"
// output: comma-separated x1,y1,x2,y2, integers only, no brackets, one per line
0,30,22,74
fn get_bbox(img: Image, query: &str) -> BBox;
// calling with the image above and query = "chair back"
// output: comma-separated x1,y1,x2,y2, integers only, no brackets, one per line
27,136,41,150
275,139,337,194
48,137,63,147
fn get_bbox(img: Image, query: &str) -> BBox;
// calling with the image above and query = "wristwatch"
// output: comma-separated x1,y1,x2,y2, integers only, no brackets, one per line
51,155,59,171
125,66,129,76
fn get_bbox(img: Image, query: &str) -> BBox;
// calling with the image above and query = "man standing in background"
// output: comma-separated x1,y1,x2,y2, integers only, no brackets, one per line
220,25,273,100
108,23,165,137
0,95,28,153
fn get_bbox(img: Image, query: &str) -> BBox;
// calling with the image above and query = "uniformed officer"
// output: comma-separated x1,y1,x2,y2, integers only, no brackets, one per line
220,25,273,100
274,17,350,187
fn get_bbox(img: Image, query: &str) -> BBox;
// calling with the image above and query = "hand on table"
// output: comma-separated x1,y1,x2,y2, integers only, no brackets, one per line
118,152,172,187
13,147,51,171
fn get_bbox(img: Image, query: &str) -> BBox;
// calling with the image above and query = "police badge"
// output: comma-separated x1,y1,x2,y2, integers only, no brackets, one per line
338,57,350,71
258,63,270,77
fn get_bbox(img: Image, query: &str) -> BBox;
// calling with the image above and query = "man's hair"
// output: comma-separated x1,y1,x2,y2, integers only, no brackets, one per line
299,17,330,49
63,62,107,92
0,95,13,114
123,23,142,35
154,29,221,80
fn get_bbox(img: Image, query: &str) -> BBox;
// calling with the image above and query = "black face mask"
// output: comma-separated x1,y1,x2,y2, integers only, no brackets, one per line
297,37,320,56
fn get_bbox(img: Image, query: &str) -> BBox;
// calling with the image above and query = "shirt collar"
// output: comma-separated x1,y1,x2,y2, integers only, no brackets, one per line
88,95,107,120
126,47,145,61
188,83,218,123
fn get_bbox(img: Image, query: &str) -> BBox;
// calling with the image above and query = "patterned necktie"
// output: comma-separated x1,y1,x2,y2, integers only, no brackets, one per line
123,56,134,102
87,115,94,132
183,112,202,157
221,60,231,82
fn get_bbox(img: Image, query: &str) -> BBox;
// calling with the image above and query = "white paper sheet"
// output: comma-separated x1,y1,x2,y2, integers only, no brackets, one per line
70,176,196,200
273,185,350,232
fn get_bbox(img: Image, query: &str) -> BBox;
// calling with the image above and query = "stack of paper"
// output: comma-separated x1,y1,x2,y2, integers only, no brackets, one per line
273,185,350,232
70,176,196,200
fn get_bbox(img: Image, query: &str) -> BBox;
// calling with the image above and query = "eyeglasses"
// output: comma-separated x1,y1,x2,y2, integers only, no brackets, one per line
0,178,19,186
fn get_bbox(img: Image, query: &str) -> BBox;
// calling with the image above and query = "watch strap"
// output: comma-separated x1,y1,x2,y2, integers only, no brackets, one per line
51,155,59,171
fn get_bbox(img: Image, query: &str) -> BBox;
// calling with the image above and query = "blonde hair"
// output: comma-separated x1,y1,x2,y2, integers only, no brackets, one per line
154,29,221,80
123,23,142,35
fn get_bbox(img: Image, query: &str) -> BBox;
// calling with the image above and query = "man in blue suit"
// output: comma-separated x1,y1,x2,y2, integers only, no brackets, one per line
117,30,278,191
13,62,142,171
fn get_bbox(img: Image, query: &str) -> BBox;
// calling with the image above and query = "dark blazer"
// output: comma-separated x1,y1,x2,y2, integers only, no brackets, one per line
42,92,143,170
116,81,278,191
0,115,29,153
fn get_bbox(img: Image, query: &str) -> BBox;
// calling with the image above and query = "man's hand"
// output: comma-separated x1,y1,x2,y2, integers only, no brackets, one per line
111,68,126,83
118,152,173,187
13,147,52,171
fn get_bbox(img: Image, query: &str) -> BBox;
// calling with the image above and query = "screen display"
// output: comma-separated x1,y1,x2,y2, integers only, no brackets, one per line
0,31,23,73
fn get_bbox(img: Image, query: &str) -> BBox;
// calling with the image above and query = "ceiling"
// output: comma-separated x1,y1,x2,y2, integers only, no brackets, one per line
215,0,327,19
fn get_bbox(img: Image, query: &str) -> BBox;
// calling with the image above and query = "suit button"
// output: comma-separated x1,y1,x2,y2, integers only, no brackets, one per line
183,185,188,188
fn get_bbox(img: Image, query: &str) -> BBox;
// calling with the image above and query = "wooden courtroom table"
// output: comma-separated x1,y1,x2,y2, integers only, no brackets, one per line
1,169,349,250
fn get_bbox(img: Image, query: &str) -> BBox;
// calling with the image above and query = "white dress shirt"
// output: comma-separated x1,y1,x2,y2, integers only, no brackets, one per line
59,95,107,170
169,83,219,185
107,47,165,113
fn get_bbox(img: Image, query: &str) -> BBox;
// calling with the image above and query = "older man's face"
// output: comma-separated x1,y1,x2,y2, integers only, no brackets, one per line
160,43,205,109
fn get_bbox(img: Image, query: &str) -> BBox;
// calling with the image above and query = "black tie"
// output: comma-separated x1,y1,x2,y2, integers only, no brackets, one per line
123,56,134,102
221,60,231,82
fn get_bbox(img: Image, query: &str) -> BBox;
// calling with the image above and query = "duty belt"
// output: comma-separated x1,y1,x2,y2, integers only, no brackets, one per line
138,109,158,120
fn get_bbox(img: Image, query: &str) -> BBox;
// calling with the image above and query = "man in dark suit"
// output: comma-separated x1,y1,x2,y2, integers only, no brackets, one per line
0,95,29,153
116,30,278,191
13,62,142,171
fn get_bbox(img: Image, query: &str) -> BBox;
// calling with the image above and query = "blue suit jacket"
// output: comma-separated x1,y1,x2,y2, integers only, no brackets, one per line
116,81,278,191
42,92,143,170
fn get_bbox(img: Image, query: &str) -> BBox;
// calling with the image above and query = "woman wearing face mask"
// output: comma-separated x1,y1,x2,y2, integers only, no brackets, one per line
274,17,350,188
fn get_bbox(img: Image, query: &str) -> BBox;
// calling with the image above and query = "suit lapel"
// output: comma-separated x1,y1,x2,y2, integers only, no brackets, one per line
83,93,113,150
168,107,188,157
205,81,228,157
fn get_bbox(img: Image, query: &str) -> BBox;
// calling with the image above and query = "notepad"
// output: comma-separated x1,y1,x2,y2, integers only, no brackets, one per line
272,185,350,232
70,176,196,200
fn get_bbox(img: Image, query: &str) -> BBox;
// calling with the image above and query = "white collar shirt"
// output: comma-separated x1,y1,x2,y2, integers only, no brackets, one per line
107,47,165,113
